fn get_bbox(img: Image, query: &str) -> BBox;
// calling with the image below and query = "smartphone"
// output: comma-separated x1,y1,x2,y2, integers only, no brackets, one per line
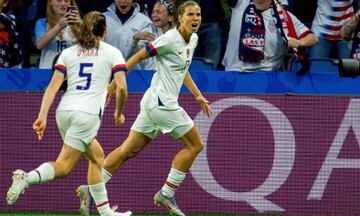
67,6,77,13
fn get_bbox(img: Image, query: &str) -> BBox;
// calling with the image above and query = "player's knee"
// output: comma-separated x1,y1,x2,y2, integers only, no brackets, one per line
195,141,204,153
190,141,204,154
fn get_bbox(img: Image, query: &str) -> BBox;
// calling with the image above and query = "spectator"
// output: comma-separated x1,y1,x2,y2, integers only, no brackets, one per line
104,0,156,70
34,0,81,69
222,0,318,72
0,0,22,68
194,0,225,70
309,0,354,59
151,0,174,36
125,0,174,71
341,8,360,59
12,0,34,68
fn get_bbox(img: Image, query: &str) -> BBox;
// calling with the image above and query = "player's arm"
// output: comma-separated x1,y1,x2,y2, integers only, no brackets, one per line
33,71,65,140
113,71,128,126
183,71,212,118
126,48,150,74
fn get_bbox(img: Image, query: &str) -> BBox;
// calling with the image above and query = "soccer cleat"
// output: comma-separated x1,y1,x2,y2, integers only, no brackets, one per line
6,169,29,205
154,191,185,216
105,210,132,216
76,185,93,216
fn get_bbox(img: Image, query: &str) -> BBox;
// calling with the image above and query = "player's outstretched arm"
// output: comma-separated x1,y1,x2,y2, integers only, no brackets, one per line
125,48,150,74
183,71,212,118
33,71,64,140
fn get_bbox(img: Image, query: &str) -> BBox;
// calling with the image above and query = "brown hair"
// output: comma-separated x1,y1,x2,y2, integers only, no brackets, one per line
75,11,106,49
174,0,199,26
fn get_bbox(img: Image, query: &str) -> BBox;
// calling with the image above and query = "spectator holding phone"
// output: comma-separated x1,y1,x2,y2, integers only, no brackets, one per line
34,0,81,69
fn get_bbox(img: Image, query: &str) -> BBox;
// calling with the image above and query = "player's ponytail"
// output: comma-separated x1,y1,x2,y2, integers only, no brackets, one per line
75,11,107,50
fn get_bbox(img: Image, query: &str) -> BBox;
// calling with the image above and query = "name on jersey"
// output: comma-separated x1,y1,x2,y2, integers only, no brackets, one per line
77,49,99,56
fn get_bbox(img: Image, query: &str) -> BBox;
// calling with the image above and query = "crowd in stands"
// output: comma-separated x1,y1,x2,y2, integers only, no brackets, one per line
2,0,360,72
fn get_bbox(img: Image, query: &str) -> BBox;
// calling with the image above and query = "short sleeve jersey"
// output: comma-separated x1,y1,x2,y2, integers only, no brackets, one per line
55,42,126,116
142,28,198,109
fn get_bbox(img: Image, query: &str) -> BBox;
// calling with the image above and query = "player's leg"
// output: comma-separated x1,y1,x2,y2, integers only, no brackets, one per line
84,139,132,216
154,125,203,216
100,107,156,182
103,130,152,176
6,143,82,205
77,108,155,215
153,107,203,216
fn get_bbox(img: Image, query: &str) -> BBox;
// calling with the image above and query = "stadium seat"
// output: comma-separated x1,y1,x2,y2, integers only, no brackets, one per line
190,57,215,71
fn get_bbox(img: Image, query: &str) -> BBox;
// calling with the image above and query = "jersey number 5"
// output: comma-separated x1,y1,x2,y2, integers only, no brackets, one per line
76,63,93,90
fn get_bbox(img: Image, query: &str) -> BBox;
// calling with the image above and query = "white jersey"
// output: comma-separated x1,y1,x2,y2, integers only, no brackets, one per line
311,0,354,40
55,42,126,116
142,28,197,109
222,0,310,72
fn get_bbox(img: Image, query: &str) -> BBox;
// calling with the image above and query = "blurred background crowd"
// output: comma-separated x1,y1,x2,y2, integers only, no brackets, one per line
1,0,359,72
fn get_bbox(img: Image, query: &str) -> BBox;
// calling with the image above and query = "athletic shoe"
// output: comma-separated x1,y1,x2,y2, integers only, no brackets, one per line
153,191,185,216
76,185,93,216
105,210,132,216
6,169,29,205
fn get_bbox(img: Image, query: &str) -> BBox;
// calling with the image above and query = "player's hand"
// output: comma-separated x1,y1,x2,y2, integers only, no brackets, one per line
196,95,212,118
33,117,47,140
114,112,125,126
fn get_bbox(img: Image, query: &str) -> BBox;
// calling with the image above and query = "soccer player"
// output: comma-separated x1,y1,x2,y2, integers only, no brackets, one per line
77,1,211,216
6,11,131,216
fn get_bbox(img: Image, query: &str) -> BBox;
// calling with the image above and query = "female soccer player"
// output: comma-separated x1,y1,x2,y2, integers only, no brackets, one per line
6,11,131,216
77,1,211,216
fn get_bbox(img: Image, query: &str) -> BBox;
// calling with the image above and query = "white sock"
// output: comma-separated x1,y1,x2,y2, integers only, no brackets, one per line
89,182,112,215
102,168,112,184
26,162,55,185
161,168,186,198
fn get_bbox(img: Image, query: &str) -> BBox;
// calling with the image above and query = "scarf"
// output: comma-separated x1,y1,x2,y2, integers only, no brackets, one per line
239,0,304,65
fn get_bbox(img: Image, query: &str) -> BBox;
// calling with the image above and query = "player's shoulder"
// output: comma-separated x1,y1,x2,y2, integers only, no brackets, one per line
164,28,177,37
192,32,199,41
159,28,180,43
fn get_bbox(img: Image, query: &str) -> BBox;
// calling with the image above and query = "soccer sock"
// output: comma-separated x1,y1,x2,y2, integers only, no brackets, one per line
161,168,186,198
89,182,112,215
26,162,55,185
102,168,112,184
